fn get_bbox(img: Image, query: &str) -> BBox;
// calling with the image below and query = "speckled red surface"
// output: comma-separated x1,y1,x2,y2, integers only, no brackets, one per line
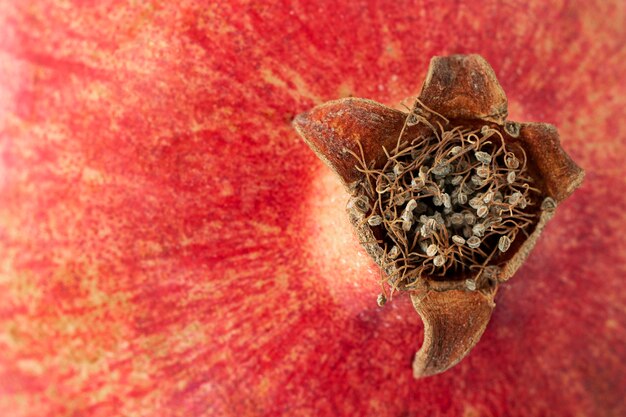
0,1,625,416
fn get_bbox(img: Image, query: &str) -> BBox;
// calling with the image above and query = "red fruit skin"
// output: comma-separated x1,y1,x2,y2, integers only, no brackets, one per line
0,1,625,416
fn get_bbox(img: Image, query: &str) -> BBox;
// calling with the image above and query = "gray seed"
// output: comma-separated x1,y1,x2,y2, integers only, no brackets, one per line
476,166,490,178
472,223,486,237
467,236,481,249
518,196,528,209
367,215,383,226
477,206,489,218
508,192,523,206
469,197,484,210
505,122,521,137
388,245,399,259
505,155,520,169
462,183,475,194
449,146,463,156
411,177,425,190
402,219,413,231
541,197,557,212
465,279,477,291
507,171,516,184
442,193,452,209
350,195,370,213
452,235,466,245
498,235,511,252
393,163,403,176
405,199,418,212
394,193,407,206
450,213,464,225
464,211,476,225
457,192,468,205
426,244,438,257
376,293,387,307
451,175,463,185
425,185,439,196
483,266,501,280
433,255,446,267
432,161,451,176
475,151,492,164
471,175,485,187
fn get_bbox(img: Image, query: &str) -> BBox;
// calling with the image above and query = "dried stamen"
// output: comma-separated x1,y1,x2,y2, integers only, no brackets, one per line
350,100,540,291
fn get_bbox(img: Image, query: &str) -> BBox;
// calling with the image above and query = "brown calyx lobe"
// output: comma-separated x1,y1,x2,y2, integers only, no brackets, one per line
292,98,431,187
419,55,508,124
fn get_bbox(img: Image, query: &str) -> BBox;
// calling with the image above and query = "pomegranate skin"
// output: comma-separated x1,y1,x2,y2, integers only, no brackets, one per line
0,1,625,416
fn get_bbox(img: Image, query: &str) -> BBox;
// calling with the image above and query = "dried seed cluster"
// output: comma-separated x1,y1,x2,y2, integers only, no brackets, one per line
351,102,545,295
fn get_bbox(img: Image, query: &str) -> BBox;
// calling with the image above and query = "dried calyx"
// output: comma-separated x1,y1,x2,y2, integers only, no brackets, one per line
293,54,584,378
349,100,548,297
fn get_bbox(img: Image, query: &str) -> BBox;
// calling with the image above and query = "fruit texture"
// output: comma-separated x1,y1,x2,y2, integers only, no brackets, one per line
0,1,625,416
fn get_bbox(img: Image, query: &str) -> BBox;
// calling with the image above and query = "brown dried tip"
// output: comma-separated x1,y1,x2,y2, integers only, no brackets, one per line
292,54,584,378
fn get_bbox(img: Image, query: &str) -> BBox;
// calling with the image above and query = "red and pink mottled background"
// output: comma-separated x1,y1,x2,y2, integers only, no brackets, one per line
1,1,625,416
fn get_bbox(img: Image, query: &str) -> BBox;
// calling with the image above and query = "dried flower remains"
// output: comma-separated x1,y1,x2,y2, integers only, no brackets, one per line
349,100,541,298
292,54,585,378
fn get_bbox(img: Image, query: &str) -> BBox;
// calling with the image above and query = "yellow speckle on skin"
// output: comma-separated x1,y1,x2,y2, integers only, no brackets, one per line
219,179,234,197
260,63,321,103
135,240,164,257
463,403,493,417
81,81,111,102
16,359,44,376
261,67,288,89
81,167,106,183
188,118,207,133
377,22,402,62
337,81,354,98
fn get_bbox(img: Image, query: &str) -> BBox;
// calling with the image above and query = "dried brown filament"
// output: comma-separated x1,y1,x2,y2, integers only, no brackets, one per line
349,101,541,297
